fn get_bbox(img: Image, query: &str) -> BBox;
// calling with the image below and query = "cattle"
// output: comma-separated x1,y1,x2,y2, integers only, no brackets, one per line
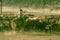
24,16,42,32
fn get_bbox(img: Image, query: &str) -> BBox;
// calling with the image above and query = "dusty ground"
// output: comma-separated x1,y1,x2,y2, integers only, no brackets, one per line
1,6,60,15
0,31,60,40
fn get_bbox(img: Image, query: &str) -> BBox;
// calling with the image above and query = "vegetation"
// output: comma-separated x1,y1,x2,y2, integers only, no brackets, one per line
2,0,60,8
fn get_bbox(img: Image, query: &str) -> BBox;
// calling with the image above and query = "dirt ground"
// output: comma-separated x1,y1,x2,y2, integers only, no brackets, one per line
0,31,60,40
1,6,60,15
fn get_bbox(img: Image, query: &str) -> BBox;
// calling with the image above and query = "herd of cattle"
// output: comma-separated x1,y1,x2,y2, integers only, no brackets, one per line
0,13,60,33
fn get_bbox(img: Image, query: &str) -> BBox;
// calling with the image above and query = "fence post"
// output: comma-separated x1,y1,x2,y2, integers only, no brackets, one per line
0,0,2,15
